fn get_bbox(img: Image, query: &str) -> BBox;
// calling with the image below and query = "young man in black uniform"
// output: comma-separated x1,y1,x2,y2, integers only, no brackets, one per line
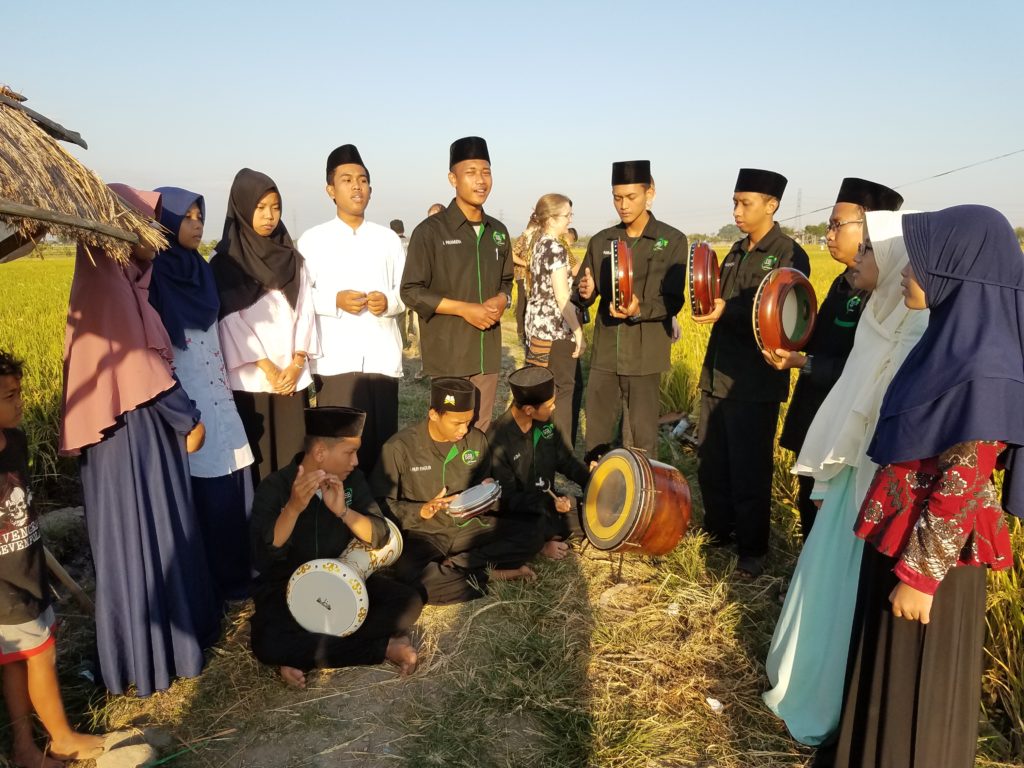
693,169,810,578
372,378,540,605
768,177,903,539
486,366,593,560
249,407,422,689
401,136,513,432
575,160,687,457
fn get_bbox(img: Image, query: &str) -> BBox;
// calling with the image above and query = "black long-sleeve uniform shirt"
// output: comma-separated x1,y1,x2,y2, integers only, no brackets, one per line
485,408,591,518
574,214,687,376
400,200,513,378
699,224,811,402
370,421,489,549
778,270,867,453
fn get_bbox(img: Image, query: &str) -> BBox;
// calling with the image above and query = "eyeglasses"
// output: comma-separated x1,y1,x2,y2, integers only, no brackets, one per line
826,219,864,233
553,211,574,219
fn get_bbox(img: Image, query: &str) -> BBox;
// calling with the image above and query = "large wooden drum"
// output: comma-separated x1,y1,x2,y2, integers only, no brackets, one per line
582,448,691,555
610,238,634,310
688,241,720,316
752,268,817,355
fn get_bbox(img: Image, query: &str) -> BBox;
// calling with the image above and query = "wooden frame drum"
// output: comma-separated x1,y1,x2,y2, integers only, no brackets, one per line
611,239,634,310
582,448,691,555
688,241,720,316
752,268,817,355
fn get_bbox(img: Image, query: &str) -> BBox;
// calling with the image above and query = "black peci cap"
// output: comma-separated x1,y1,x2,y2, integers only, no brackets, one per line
304,406,366,438
326,144,368,183
611,160,652,186
835,177,903,212
509,365,555,407
430,377,477,412
449,136,490,169
735,168,787,199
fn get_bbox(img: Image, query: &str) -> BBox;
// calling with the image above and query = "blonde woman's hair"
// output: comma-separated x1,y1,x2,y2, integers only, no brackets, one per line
525,194,572,292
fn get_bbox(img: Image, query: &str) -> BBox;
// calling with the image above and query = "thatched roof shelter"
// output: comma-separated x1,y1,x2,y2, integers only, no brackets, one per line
0,85,166,262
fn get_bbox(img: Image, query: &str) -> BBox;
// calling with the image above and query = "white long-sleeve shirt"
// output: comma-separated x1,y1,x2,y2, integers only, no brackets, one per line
218,264,320,392
298,217,406,378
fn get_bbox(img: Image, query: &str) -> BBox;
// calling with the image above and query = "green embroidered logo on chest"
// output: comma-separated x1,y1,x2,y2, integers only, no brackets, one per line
492,231,507,246
462,449,480,466
345,488,353,506
845,295,862,313
540,424,555,440
653,237,669,252
760,254,779,271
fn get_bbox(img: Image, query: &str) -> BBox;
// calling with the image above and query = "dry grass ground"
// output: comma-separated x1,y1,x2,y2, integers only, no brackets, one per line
0,245,1021,767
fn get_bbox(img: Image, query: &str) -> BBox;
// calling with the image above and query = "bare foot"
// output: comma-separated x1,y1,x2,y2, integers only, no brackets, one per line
279,665,307,689
541,540,569,560
492,565,537,582
385,636,418,676
12,741,63,768
48,731,105,761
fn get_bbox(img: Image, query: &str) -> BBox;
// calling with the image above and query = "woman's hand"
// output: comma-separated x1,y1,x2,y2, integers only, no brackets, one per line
186,421,206,453
572,330,586,359
889,581,934,624
275,357,305,395
257,359,282,389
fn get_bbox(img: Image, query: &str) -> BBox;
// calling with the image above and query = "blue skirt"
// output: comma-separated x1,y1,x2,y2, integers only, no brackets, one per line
80,387,221,696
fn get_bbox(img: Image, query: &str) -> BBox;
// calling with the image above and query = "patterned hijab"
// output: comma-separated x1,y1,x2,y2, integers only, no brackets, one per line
868,205,1024,518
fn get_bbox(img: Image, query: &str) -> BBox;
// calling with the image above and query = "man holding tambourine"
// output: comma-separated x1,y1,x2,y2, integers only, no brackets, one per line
574,160,687,458
692,169,811,578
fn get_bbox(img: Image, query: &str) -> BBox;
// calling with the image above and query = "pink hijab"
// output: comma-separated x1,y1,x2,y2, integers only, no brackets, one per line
60,185,177,455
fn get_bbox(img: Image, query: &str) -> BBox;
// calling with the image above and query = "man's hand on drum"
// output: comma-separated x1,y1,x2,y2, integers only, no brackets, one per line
609,293,640,320
762,348,805,370
691,297,725,325
420,486,454,519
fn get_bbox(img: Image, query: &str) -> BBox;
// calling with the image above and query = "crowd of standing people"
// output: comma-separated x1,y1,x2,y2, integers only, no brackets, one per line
0,132,1020,768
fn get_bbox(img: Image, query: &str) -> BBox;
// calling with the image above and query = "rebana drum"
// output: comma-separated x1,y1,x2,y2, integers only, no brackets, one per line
446,482,501,521
611,238,634,310
688,241,720,316
287,517,404,636
582,448,691,555
752,267,818,355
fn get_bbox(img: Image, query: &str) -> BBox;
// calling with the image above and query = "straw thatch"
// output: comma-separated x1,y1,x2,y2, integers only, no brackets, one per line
0,85,166,261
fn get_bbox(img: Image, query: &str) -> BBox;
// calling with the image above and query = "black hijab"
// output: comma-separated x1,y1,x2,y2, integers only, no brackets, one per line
211,168,301,317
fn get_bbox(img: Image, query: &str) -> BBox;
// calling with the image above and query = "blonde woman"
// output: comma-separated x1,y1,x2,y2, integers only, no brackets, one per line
524,194,584,448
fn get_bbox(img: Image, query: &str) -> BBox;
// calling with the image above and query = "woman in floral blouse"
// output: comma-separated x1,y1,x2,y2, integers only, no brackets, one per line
524,194,585,448
827,205,1023,768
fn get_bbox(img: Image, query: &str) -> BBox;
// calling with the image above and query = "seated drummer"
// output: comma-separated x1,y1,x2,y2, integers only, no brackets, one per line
486,366,592,560
249,406,422,689
371,378,541,605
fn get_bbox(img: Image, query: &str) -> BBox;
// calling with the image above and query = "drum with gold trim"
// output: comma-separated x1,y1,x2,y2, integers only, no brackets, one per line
287,518,404,636
611,238,634,310
582,448,691,555
752,268,817,355
688,241,720,316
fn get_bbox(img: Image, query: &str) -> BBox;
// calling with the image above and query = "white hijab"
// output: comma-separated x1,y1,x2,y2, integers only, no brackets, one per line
793,210,930,507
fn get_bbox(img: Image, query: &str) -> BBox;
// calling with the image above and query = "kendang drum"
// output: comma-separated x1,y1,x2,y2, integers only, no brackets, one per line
753,268,817,356
582,448,691,555
447,482,501,521
287,517,404,637
687,241,720,316
610,239,634,310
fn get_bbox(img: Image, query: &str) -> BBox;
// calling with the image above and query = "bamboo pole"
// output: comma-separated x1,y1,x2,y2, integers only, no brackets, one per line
0,197,138,243
43,546,94,615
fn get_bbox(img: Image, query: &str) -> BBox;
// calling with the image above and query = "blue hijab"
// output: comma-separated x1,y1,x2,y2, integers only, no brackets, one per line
868,204,1024,518
149,187,220,349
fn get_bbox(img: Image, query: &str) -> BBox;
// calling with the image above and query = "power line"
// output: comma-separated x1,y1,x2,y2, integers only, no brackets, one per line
777,147,1024,224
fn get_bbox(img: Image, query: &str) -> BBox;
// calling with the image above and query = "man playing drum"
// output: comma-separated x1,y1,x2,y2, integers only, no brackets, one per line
486,366,592,560
372,378,541,604
249,407,422,688
574,160,687,457
692,169,810,578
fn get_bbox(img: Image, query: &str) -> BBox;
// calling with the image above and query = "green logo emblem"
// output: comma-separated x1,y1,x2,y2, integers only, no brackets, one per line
462,449,480,466
492,231,507,246
541,424,555,440
845,296,862,313
654,237,669,252
344,488,353,506
761,255,779,271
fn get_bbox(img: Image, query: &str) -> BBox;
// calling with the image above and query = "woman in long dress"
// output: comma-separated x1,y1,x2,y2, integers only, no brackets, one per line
61,184,220,696
762,210,928,744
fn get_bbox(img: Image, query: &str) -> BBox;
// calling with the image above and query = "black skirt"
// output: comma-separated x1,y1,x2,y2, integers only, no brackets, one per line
829,545,986,768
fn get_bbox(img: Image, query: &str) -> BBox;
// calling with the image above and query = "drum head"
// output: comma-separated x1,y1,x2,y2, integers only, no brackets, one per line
583,449,643,550
448,482,501,518
688,241,720,316
287,559,367,637
753,268,818,354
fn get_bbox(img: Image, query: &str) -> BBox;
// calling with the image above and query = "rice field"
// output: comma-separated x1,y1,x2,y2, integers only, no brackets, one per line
0,243,1021,766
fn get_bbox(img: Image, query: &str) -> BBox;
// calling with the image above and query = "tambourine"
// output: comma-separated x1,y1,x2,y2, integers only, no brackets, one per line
611,239,634,310
752,268,817,355
447,482,501,520
687,241,720,316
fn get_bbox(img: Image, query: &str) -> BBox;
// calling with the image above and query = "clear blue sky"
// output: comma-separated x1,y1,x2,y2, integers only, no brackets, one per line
6,0,1023,239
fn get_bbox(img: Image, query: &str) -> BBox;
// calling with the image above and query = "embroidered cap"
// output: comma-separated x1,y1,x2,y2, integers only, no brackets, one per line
430,377,476,412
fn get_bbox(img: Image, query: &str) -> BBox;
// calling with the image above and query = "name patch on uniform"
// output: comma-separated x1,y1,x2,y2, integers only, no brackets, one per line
411,465,432,472
443,239,462,246
492,231,507,246
654,237,669,252
462,449,480,466
512,452,521,462
760,255,779,271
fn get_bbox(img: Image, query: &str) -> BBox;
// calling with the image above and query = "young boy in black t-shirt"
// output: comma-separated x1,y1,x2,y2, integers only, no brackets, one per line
0,351,104,765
